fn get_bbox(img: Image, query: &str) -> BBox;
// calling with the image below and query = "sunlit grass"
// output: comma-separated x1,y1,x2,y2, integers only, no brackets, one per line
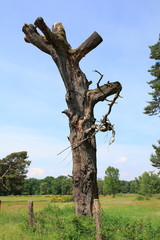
1,194,160,239
100,194,160,227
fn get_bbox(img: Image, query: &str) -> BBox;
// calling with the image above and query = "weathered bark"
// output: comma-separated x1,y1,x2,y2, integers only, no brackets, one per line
28,201,34,226
22,18,122,216
94,199,102,240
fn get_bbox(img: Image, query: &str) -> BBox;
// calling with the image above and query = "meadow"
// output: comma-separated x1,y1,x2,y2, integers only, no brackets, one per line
0,194,160,239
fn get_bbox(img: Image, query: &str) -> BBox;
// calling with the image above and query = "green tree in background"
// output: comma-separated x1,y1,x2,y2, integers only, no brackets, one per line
103,166,120,197
144,36,160,174
40,182,48,195
22,178,41,195
52,176,72,195
97,178,104,195
120,180,130,193
129,179,139,193
138,171,160,196
138,172,152,196
144,36,160,116
42,176,55,194
0,152,30,195
150,140,160,171
22,175,73,195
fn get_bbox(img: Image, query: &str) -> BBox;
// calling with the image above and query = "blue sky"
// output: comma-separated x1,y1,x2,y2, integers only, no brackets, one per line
0,0,159,180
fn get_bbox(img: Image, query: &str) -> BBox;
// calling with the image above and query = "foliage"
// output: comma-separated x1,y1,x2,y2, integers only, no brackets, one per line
150,140,160,170
138,172,152,196
97,178,104,195
2,165,159,197
103,166,120,197
101,212,160,240
137,171,160,196
129,179,139,193
119,180,130,193
21,204,160,240
23,205,96,240
1,195,160,239
144,36,160,116
22,175,72,195
22,178,41,195
21,170,160,196
0,152,30,195
136,195,151,201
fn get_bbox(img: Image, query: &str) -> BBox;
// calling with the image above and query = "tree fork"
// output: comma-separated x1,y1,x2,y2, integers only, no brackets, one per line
22,18,122,216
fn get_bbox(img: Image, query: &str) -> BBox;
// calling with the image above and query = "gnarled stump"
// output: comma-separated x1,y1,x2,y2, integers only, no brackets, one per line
22,18,122,216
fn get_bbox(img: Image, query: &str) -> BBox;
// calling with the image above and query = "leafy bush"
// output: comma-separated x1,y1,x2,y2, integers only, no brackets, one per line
136,195,145,201
136,195,151,201
22,205,160,240
101,212,160,240
23,205,95,239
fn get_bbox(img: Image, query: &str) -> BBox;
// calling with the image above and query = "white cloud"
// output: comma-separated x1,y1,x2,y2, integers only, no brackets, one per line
115,156,128,164
27,167,46,178
97,143,156,180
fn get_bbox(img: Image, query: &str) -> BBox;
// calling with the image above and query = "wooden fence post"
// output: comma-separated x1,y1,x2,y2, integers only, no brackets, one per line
28,201,34,226
94,199,102,240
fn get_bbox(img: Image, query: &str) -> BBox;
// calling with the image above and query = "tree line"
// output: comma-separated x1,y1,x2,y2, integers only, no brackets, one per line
98,166,160,197
1,151,160,196
22,176,72,195
1,150,160,196
10,168,160,196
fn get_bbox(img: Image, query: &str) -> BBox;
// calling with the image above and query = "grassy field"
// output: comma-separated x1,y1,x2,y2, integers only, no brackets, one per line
0,194,160,239
100,194,160,227
0,195,52,213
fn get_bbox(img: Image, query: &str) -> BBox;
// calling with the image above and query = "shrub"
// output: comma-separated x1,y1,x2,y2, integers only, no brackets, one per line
136,195,145,201
22,204,160,240
22,205,95,239
136,195,151,201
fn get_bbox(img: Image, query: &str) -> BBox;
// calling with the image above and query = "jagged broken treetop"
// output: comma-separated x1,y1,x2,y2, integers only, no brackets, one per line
22,18,122,135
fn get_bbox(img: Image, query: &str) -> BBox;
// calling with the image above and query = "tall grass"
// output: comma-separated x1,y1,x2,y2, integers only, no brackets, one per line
1,194,160,239
23,205,96,240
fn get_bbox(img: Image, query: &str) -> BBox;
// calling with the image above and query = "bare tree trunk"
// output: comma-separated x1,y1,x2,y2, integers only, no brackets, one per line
22,18,122,216
71,128,98,216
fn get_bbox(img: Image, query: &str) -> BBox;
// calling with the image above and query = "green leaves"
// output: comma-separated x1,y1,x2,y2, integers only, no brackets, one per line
150,140,160,170
103,166,120,197
0,151,30,195
144,37,160,116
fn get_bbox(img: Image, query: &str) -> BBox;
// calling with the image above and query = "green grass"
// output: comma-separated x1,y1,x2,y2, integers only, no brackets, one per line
0,195,52,214
100,194,160,227
0,194,160,239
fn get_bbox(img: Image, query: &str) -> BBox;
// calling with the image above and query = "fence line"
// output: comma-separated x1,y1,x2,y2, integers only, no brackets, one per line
94,199,102,240
28,200,34,226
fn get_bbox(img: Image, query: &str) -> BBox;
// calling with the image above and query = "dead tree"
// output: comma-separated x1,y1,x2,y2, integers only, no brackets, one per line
22,18,122,216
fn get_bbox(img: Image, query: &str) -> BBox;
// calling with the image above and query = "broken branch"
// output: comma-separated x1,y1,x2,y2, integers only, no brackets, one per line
34,17,57,45
102,90,121,123
93,70,104,89
73,32,103,62
87,81,122,107
22,24,51,55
